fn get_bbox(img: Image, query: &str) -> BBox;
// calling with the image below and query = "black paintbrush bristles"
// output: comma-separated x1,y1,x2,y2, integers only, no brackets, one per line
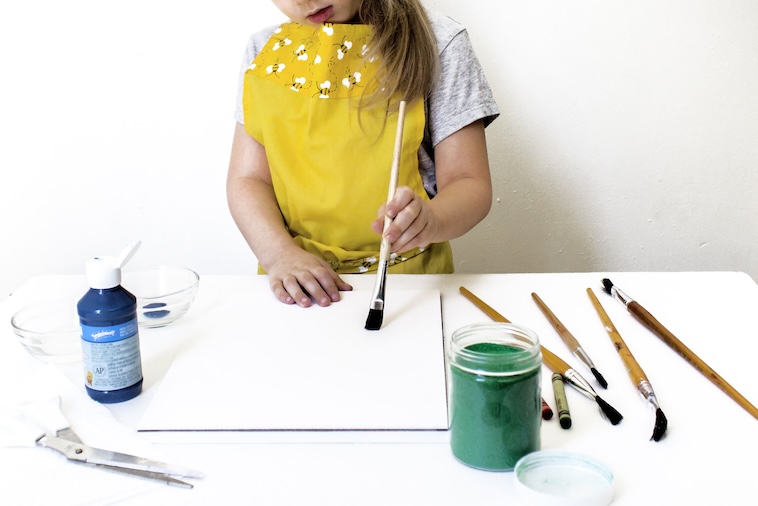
364,308,384,331
591,367,609,389
364,258,387,331
595,395,624,425
651,408,668,442
364,267,386,331
601,278,614,295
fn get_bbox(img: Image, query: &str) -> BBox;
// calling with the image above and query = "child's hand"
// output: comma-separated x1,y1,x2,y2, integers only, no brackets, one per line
264,247,353,307
371,186,439,253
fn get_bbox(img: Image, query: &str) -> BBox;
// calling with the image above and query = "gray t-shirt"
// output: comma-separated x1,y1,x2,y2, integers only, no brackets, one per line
234,10,499,196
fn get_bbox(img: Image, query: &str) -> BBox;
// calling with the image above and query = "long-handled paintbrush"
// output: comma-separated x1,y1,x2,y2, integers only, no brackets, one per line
602,278,758,420
532,292,608,388
365,101,407,331
587,288,667,440
459,286,623,425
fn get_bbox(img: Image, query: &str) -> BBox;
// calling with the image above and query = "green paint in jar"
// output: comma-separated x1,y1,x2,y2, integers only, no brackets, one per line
448,323,542,471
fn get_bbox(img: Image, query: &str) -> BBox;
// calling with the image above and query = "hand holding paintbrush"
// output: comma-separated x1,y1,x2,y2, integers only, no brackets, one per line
531,292,608,389
365,101,407,331
587,287,667,441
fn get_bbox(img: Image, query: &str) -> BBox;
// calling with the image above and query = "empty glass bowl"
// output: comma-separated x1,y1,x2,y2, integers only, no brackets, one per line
122,266,200,328
11,299,82,363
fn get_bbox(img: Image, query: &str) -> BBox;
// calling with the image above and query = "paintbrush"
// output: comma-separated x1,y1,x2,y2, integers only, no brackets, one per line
459,286,623,425
540,343,624,425
365,101,407,331
602,278,758,420
531,292,608,388
587,288,667,440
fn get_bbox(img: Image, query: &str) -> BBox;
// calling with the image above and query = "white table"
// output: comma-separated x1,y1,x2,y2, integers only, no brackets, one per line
2,272,757,505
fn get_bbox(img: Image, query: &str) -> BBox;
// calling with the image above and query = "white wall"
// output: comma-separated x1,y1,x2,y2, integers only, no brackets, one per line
1,1,756,301
434,0,758,277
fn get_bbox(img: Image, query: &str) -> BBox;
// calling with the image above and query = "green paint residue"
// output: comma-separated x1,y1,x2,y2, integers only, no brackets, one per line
466,342,523,354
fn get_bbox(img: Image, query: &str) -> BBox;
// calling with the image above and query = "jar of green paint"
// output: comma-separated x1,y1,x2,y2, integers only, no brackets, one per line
448,322,542,471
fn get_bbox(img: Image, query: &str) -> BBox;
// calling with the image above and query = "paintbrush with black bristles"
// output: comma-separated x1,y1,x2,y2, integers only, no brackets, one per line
459,286,623,425
602,278,758,420
365,101,407,331
532,292,609,389
540,346,624,425
587,287,667,440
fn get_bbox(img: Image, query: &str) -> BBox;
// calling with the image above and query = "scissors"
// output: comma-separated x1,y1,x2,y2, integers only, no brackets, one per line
4,395,203,489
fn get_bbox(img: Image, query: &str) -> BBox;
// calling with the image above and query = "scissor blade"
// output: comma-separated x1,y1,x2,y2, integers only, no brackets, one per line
86,447,204,478
38,435,203,479
91,463,194,488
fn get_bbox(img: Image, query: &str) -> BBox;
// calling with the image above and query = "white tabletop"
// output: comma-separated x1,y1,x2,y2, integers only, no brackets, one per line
2,272,757,505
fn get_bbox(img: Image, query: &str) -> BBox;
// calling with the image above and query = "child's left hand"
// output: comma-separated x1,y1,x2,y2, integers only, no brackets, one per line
371,186,438,253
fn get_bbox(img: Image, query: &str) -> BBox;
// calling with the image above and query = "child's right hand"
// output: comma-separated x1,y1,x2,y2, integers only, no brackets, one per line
264,247,353,308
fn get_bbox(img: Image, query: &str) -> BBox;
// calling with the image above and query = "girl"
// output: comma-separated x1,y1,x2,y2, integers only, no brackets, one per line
227,0,499,307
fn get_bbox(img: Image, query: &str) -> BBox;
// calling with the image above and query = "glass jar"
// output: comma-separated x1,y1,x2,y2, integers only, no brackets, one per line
448,322,542,471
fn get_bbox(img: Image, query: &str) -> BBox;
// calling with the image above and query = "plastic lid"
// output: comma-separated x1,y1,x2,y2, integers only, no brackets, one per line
85,241,141,289
514,451,614,506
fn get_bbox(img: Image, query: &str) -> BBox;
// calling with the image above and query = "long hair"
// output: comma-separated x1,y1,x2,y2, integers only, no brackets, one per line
358,0,438,110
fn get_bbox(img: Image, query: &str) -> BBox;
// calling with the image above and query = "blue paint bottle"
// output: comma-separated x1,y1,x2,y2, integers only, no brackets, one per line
78,241,143,403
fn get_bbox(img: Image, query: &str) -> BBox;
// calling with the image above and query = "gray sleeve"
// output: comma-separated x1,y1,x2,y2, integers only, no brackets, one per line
233,26,279,125
427,29,500,147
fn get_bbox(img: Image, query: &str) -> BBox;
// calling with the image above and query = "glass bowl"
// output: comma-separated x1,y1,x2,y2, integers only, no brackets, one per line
11,299,82,364
122,266,200,328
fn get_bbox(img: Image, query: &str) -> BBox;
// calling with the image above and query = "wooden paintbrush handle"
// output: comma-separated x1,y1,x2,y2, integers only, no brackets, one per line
540,345,571,375
628,301,758,419
587,288,648,385
459,287,510,323
379,101,406,263
459,287,568,374
532,292,581,349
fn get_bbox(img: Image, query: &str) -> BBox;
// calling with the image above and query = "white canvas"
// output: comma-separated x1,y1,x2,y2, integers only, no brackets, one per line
137,288,448,432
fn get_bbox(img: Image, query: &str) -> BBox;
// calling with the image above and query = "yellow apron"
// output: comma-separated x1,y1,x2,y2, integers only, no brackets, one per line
242,22,453,274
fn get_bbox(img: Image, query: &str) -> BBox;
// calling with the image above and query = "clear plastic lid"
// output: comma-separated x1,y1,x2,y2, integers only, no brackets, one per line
514,450,614,506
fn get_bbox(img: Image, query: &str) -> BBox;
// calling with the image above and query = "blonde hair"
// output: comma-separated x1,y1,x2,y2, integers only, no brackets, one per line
358,0,438,110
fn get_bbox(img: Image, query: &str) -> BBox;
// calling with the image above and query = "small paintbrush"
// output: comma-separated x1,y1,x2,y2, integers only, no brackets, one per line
531,292,608,388
540,345,623,425
365,101,407,331
459,286,623,425
587,287,667,440
602,278,758,420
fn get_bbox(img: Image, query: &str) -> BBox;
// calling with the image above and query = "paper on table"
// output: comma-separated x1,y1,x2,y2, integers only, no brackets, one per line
138,289,448,432
0,365,165,505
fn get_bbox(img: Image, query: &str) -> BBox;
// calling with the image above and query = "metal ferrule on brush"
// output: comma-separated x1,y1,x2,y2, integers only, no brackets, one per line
636,380,661,411
574,348,596,369
368,259,388,310
610,285,632,306
563,368,597,401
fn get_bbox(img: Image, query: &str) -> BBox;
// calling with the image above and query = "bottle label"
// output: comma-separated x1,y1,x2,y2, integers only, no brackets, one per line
81,319,142,392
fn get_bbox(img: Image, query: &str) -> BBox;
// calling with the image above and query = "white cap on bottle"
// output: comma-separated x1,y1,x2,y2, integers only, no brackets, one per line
85,241,141,290
86,257,122,289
